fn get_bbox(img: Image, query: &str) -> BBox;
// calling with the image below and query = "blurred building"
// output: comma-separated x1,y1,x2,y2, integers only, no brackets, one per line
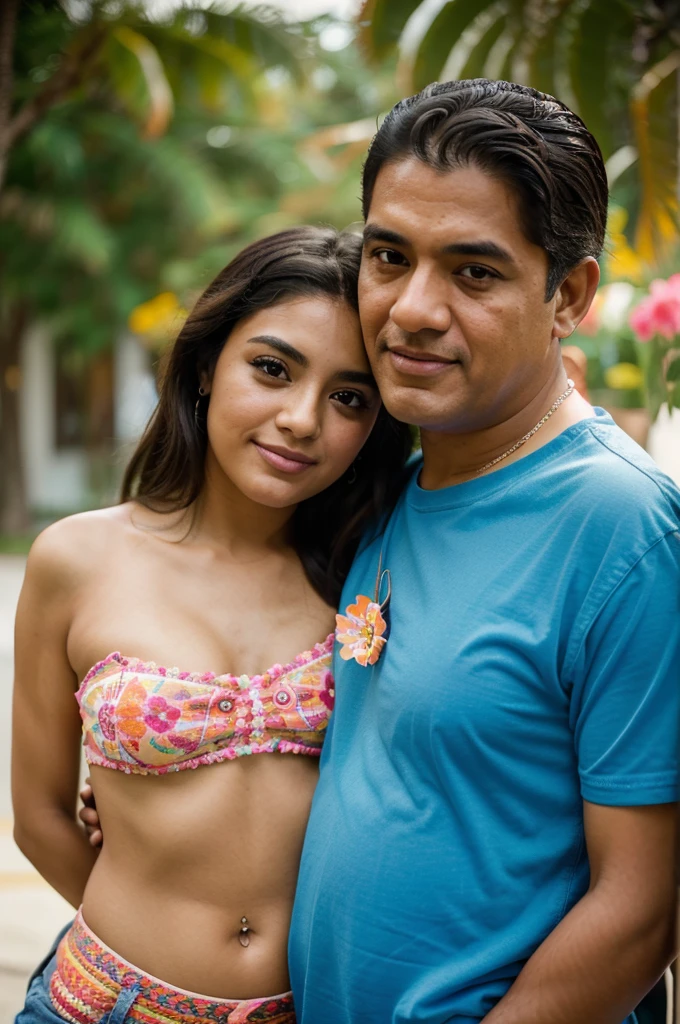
20,331,157,515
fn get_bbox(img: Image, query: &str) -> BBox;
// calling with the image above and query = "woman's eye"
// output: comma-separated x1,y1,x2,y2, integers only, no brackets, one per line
374,249,407,266
252,356,289,380
332,390,367,409
459,265,498,281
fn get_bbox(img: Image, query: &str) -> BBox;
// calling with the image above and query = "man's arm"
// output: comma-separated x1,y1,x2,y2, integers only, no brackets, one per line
79,778,103,847
482,800,677,1024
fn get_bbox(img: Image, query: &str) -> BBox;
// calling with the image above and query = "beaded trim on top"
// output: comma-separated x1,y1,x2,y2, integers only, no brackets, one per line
76,635,335,775
76,635,335,700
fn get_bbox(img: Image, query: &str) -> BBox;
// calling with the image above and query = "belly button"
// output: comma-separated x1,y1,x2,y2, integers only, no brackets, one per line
239,916,250,948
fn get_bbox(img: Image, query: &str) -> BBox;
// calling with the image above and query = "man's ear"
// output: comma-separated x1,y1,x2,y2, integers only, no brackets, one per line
552,257,600,341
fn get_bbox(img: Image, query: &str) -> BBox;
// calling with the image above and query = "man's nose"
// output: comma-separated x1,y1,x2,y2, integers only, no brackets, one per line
275,390,322,440
390,265,452,335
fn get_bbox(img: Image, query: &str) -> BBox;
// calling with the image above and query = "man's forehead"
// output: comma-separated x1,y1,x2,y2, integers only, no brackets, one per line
365,159,534,257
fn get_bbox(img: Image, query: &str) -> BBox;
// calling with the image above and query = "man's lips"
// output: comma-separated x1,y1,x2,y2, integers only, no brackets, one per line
387,346,461,377
252,441,318,474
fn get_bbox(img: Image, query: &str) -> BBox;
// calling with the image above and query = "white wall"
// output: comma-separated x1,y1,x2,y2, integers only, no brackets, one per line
114,333,158,443
20,326,87,512
648,406,680,486
19,329,158,514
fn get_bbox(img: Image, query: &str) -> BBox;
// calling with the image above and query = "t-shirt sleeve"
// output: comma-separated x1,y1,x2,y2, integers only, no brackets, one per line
567,530,680,806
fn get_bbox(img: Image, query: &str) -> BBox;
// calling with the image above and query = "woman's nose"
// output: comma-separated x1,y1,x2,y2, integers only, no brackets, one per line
275,392,322,440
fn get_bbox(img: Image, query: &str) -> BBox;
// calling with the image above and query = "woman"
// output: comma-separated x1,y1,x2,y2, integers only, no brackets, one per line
12,226,412,1024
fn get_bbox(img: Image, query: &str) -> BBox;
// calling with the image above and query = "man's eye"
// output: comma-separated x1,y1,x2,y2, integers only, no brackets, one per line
332,390,367,409
252,356,289,379
375,249,407,266
459,265,497,281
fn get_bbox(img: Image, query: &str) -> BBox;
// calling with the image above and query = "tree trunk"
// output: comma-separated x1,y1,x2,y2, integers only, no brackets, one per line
0,301,29,534
0,0,19,194
0,0,107,196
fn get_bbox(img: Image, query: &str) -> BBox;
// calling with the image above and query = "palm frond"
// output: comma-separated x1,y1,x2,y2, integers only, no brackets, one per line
356,0,423,63
457,12,507,82
630,50,680,262
409,0,499,91
110,25,174,137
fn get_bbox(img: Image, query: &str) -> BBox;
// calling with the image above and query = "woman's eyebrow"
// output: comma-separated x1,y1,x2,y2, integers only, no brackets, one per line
247,335,308,366
248,336,376,388
335,370,377,388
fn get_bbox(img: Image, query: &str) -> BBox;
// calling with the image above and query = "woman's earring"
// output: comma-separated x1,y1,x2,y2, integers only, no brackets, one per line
347,463,357,485
194,386,207,428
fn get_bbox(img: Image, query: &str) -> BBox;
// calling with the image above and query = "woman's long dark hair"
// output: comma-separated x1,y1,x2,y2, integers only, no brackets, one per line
121,226,413,606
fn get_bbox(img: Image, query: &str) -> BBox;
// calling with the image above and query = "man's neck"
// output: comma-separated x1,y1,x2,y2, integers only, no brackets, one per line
419,376,594,491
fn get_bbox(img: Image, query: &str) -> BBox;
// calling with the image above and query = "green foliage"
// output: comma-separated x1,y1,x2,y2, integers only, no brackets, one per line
356,0,679,270
2,3,400,371
667,356,680,383
1,0,315,365
357,0,423,62
12,0,77,104
566,0,632,159
412,0,498,92
1,1,399,525
0,533,37,554
458,16,508,82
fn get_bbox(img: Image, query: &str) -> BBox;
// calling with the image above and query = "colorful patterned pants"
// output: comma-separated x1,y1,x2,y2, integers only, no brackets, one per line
15,912,296,1024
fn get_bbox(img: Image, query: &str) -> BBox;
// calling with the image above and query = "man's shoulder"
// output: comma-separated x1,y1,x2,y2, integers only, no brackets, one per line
567,414,680,536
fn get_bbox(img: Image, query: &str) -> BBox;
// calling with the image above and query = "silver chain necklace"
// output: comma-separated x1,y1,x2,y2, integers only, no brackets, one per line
477,379,575,475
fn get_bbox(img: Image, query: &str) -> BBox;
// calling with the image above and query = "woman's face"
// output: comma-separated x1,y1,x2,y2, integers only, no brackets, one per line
203,294,380,508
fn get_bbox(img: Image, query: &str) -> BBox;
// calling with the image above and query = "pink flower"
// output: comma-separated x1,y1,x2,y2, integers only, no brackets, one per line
97,702,116,741
629,275,680,342
166,732,199,752
319,669,335,711
143,695,180,733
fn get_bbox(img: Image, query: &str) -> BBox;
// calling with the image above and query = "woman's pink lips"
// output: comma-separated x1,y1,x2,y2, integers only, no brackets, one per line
388,347,460,377
253,441,318,474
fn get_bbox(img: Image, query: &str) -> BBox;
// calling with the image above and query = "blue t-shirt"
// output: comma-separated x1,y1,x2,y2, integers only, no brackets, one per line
289,410,680,1024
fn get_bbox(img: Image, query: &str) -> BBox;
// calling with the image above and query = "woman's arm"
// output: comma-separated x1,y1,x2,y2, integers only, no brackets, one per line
11,524,98,907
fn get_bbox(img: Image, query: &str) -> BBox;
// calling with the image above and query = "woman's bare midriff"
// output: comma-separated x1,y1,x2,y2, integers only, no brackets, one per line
62,505,336,999
81,753,319,999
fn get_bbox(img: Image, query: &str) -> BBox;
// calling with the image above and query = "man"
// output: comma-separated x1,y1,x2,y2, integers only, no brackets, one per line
288,80,679,1024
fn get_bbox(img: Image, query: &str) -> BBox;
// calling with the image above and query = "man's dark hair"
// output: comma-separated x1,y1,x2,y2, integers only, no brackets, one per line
362,79,608,298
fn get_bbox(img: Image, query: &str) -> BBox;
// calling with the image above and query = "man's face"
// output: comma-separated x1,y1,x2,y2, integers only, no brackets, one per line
359,159,561,432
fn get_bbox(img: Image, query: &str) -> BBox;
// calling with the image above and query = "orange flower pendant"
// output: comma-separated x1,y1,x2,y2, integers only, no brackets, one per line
335,559,391,668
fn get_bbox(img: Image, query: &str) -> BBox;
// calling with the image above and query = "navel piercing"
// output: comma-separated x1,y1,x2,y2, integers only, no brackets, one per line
239,916,250,947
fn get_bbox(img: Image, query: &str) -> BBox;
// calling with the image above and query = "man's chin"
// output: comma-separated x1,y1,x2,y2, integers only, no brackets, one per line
377,383,469,432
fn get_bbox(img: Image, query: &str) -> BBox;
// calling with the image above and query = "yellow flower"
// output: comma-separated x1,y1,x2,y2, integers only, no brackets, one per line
128,292,187,345
604,363,644,390
605,207,645,284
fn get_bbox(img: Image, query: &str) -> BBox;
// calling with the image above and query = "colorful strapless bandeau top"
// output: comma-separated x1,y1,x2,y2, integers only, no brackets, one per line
76,636,335,775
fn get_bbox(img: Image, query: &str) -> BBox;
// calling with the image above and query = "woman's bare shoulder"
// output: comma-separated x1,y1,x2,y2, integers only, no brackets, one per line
25,504,139,593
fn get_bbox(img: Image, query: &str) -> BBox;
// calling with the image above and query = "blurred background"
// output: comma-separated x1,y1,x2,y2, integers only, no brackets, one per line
0,0,678,1020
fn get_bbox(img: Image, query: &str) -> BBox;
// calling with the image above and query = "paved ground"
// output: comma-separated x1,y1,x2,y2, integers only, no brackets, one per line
0,557,72,1023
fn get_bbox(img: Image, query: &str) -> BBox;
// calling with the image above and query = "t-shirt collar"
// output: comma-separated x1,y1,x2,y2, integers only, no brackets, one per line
407,408,613,512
